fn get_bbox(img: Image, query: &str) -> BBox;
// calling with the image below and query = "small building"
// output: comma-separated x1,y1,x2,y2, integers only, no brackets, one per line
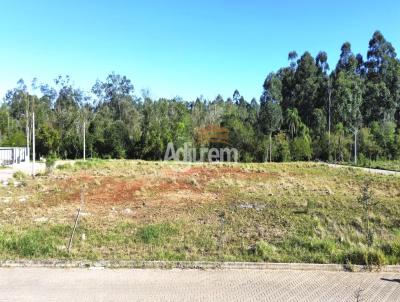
0,147,29,166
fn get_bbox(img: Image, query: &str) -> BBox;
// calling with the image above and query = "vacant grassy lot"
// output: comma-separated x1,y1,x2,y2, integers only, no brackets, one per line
0,160,399,265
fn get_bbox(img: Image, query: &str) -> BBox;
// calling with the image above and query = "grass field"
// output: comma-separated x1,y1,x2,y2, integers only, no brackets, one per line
355,159,400,172
0,160,399,266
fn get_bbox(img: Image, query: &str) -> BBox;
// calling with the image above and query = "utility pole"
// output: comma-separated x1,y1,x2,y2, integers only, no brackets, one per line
328,77,332,144
26,96,30,163
83,120,86,161
31,96,36,178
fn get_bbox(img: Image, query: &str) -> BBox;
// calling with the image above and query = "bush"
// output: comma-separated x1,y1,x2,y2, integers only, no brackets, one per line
340,247,386,266
381,236,400,262
45,154,57,173
136,223,177,244
365,250,386,267
13,171,26,180
253,241,276,261
56,163,73,170
273,132,291,162
0,226,68,258
291,136,312,161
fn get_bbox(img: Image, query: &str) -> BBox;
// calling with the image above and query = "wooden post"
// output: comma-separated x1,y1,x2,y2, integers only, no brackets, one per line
68,188,85,254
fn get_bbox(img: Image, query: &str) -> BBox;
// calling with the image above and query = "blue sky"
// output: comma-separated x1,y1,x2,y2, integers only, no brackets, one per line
0,0,399,102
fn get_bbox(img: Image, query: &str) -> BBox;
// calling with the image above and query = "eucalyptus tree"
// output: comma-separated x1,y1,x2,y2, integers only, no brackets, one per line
333,42,364,163
259,73,283,162
363,31,399,124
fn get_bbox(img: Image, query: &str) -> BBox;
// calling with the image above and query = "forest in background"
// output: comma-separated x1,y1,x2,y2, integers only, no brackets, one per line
1,31,400,164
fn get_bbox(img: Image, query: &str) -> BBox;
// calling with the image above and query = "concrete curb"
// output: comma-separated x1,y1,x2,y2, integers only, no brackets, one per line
1,260,399,272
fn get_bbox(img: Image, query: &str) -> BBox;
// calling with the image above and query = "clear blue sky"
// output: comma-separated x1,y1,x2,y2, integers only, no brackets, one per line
1,0,399,102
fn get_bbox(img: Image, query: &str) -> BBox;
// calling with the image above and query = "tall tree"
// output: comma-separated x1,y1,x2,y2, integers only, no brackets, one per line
363,31,399,124
259,73,283,162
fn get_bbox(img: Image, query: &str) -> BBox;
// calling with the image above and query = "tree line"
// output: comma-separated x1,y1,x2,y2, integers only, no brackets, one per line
1,31,400,163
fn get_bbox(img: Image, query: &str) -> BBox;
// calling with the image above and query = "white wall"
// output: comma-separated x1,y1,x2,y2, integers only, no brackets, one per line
0,147,28,165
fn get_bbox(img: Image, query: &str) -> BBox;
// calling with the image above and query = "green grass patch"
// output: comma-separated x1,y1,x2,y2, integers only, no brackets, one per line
13,171,26,180
136,223,178,244
0,225,69,258
354,159,400,172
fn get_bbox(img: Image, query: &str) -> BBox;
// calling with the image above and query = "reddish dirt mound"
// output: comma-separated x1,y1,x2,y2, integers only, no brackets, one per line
52,165,277,207
165,165,277,181
85,177,145,204
59,176,144,205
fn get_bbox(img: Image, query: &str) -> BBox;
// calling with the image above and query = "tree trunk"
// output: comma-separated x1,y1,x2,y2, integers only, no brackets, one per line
328,79,332,157
269,133,272,163
354,129,358,165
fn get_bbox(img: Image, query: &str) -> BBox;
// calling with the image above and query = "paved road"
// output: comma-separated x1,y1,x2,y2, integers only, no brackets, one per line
0,168,15,183
0,163,46,183
0,268,399,301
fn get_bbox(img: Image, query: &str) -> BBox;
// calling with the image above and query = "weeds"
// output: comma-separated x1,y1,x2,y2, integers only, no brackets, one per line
0,161,399,264
136,223,177,244
0,226,69,258
358,181,378,247
13,171,26,180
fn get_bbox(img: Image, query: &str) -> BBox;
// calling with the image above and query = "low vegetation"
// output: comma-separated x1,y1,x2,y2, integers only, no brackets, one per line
0,160,399,266
354,159,400,172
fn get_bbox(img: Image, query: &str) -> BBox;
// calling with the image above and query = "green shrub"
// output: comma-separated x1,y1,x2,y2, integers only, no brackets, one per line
381,236,400,260
291,137,312,161
365,250,386,267
340,247,386,266
253,241,276,261
56,163,73,170
13,171,26,180
0,226,68,258
136,223,177,244
45,154,57,173
74,159,104,170
273,132,291,162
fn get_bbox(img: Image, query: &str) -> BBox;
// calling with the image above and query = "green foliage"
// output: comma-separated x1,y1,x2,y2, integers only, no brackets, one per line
273,132,291,162
358,182,378,247
330,123,352,162
340,248,386,267
1,130,26,147
136,223,177,244
45,154,57,173
252,241,276,261
13,171,26,180
1,30,400,164
56,163,73,170
291,136,312,161
359,127,382,160
37,124,60,157
0,226,68,258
